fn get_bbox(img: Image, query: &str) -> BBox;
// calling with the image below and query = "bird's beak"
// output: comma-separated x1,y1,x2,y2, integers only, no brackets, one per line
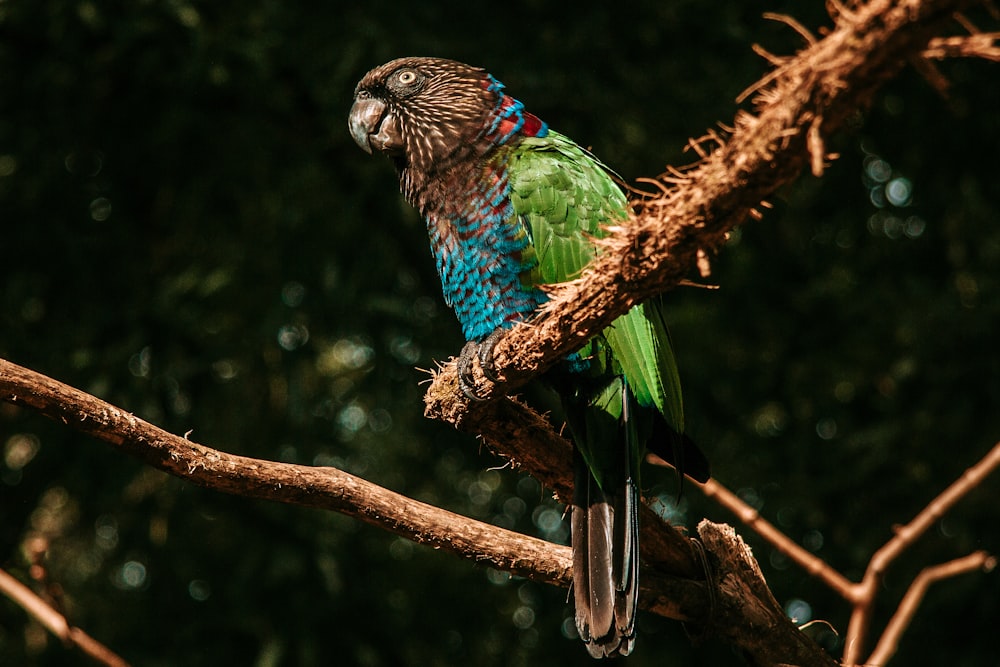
349,97,401,155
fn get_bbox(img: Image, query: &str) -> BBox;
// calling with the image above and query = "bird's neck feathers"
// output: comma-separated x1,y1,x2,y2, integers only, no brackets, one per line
480,75,549,146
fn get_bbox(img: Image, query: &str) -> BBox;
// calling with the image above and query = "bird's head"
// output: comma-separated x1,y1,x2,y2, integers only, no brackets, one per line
350,57,547,179
349,57,498,173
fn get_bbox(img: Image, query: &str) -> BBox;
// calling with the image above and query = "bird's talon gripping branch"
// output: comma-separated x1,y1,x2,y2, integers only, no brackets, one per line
457,340,490,401
477,329,505,383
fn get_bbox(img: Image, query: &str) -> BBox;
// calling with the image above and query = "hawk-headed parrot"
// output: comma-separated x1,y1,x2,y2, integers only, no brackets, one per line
349,57,708,658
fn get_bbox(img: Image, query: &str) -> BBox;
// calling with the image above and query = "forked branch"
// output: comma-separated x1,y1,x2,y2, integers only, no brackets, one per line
699,441,1000,666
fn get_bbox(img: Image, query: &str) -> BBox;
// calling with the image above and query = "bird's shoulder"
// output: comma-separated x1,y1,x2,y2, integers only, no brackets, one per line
506,131,627,231
501,131,628,284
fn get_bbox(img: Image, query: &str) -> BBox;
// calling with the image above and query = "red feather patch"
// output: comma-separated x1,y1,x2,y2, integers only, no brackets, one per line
520,111,545,137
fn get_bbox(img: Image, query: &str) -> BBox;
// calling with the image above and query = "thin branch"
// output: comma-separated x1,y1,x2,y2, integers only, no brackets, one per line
0,567,131,667
697,478,856,599
924,32,1000,60
866,551,997,666
763,11,819,46
844,439,1000,664
700,442,999,666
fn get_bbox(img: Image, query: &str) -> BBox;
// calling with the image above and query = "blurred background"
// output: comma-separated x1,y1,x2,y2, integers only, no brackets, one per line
2,1,998,665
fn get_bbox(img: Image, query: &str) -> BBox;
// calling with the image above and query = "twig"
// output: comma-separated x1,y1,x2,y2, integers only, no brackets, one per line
0,567,131,667
844,439,1000,665
697,478,855,599
866,551,996,666
924,32,1000,60
700,441,1000,667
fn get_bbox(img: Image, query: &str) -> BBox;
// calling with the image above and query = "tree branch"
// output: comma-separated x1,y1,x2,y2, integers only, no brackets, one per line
844,438,1000,664
0,359,572,587
866,551,997,666
1,357,841,666
0,567,130,667
424,0,975,411
699,442,1000,666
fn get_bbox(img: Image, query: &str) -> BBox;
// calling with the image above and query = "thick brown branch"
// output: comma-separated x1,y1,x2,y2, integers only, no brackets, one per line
425,0,973,412
0,358,708,623
1,358,846,666
0,360,561,583
698,522,840,667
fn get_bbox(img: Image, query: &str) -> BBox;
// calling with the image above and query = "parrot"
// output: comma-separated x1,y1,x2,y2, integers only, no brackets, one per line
349,57,709,658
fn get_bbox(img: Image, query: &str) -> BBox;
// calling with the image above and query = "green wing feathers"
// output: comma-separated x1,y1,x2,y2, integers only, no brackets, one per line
508,132,628,285
604,300,685,434
508,131,685,435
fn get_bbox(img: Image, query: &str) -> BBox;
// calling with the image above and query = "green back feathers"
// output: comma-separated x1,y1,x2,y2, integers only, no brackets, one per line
507,131,685,435
508,132,628,285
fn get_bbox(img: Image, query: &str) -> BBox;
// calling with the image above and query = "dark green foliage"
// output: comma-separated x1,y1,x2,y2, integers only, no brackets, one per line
1,1,997,665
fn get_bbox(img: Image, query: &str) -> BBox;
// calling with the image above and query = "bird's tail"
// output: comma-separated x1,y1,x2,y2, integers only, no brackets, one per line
571,435,639,657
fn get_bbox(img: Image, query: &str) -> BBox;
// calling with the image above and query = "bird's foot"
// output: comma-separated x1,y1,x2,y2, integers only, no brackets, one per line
457,330,504,401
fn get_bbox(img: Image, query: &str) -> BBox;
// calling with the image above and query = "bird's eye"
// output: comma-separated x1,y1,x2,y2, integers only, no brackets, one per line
397,69,418,85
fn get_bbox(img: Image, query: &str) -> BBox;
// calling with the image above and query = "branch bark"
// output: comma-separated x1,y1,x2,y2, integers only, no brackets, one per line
424,0,974,409
0,357,835,666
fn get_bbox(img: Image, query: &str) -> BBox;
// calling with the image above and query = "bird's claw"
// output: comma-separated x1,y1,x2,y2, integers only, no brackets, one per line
477,330,504,383
457,330,505,401
457,341,486,401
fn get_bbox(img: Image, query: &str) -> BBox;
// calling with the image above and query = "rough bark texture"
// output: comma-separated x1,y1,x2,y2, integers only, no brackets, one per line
0,358,709,621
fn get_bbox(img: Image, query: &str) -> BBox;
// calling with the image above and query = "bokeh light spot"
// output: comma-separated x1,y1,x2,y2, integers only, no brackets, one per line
786,598,813,624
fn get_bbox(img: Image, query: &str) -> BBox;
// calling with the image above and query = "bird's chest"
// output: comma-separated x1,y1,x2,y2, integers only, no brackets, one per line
423,168,545,341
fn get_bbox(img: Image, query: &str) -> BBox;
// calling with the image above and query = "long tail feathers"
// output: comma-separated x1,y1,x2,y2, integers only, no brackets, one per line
571,447,639,657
